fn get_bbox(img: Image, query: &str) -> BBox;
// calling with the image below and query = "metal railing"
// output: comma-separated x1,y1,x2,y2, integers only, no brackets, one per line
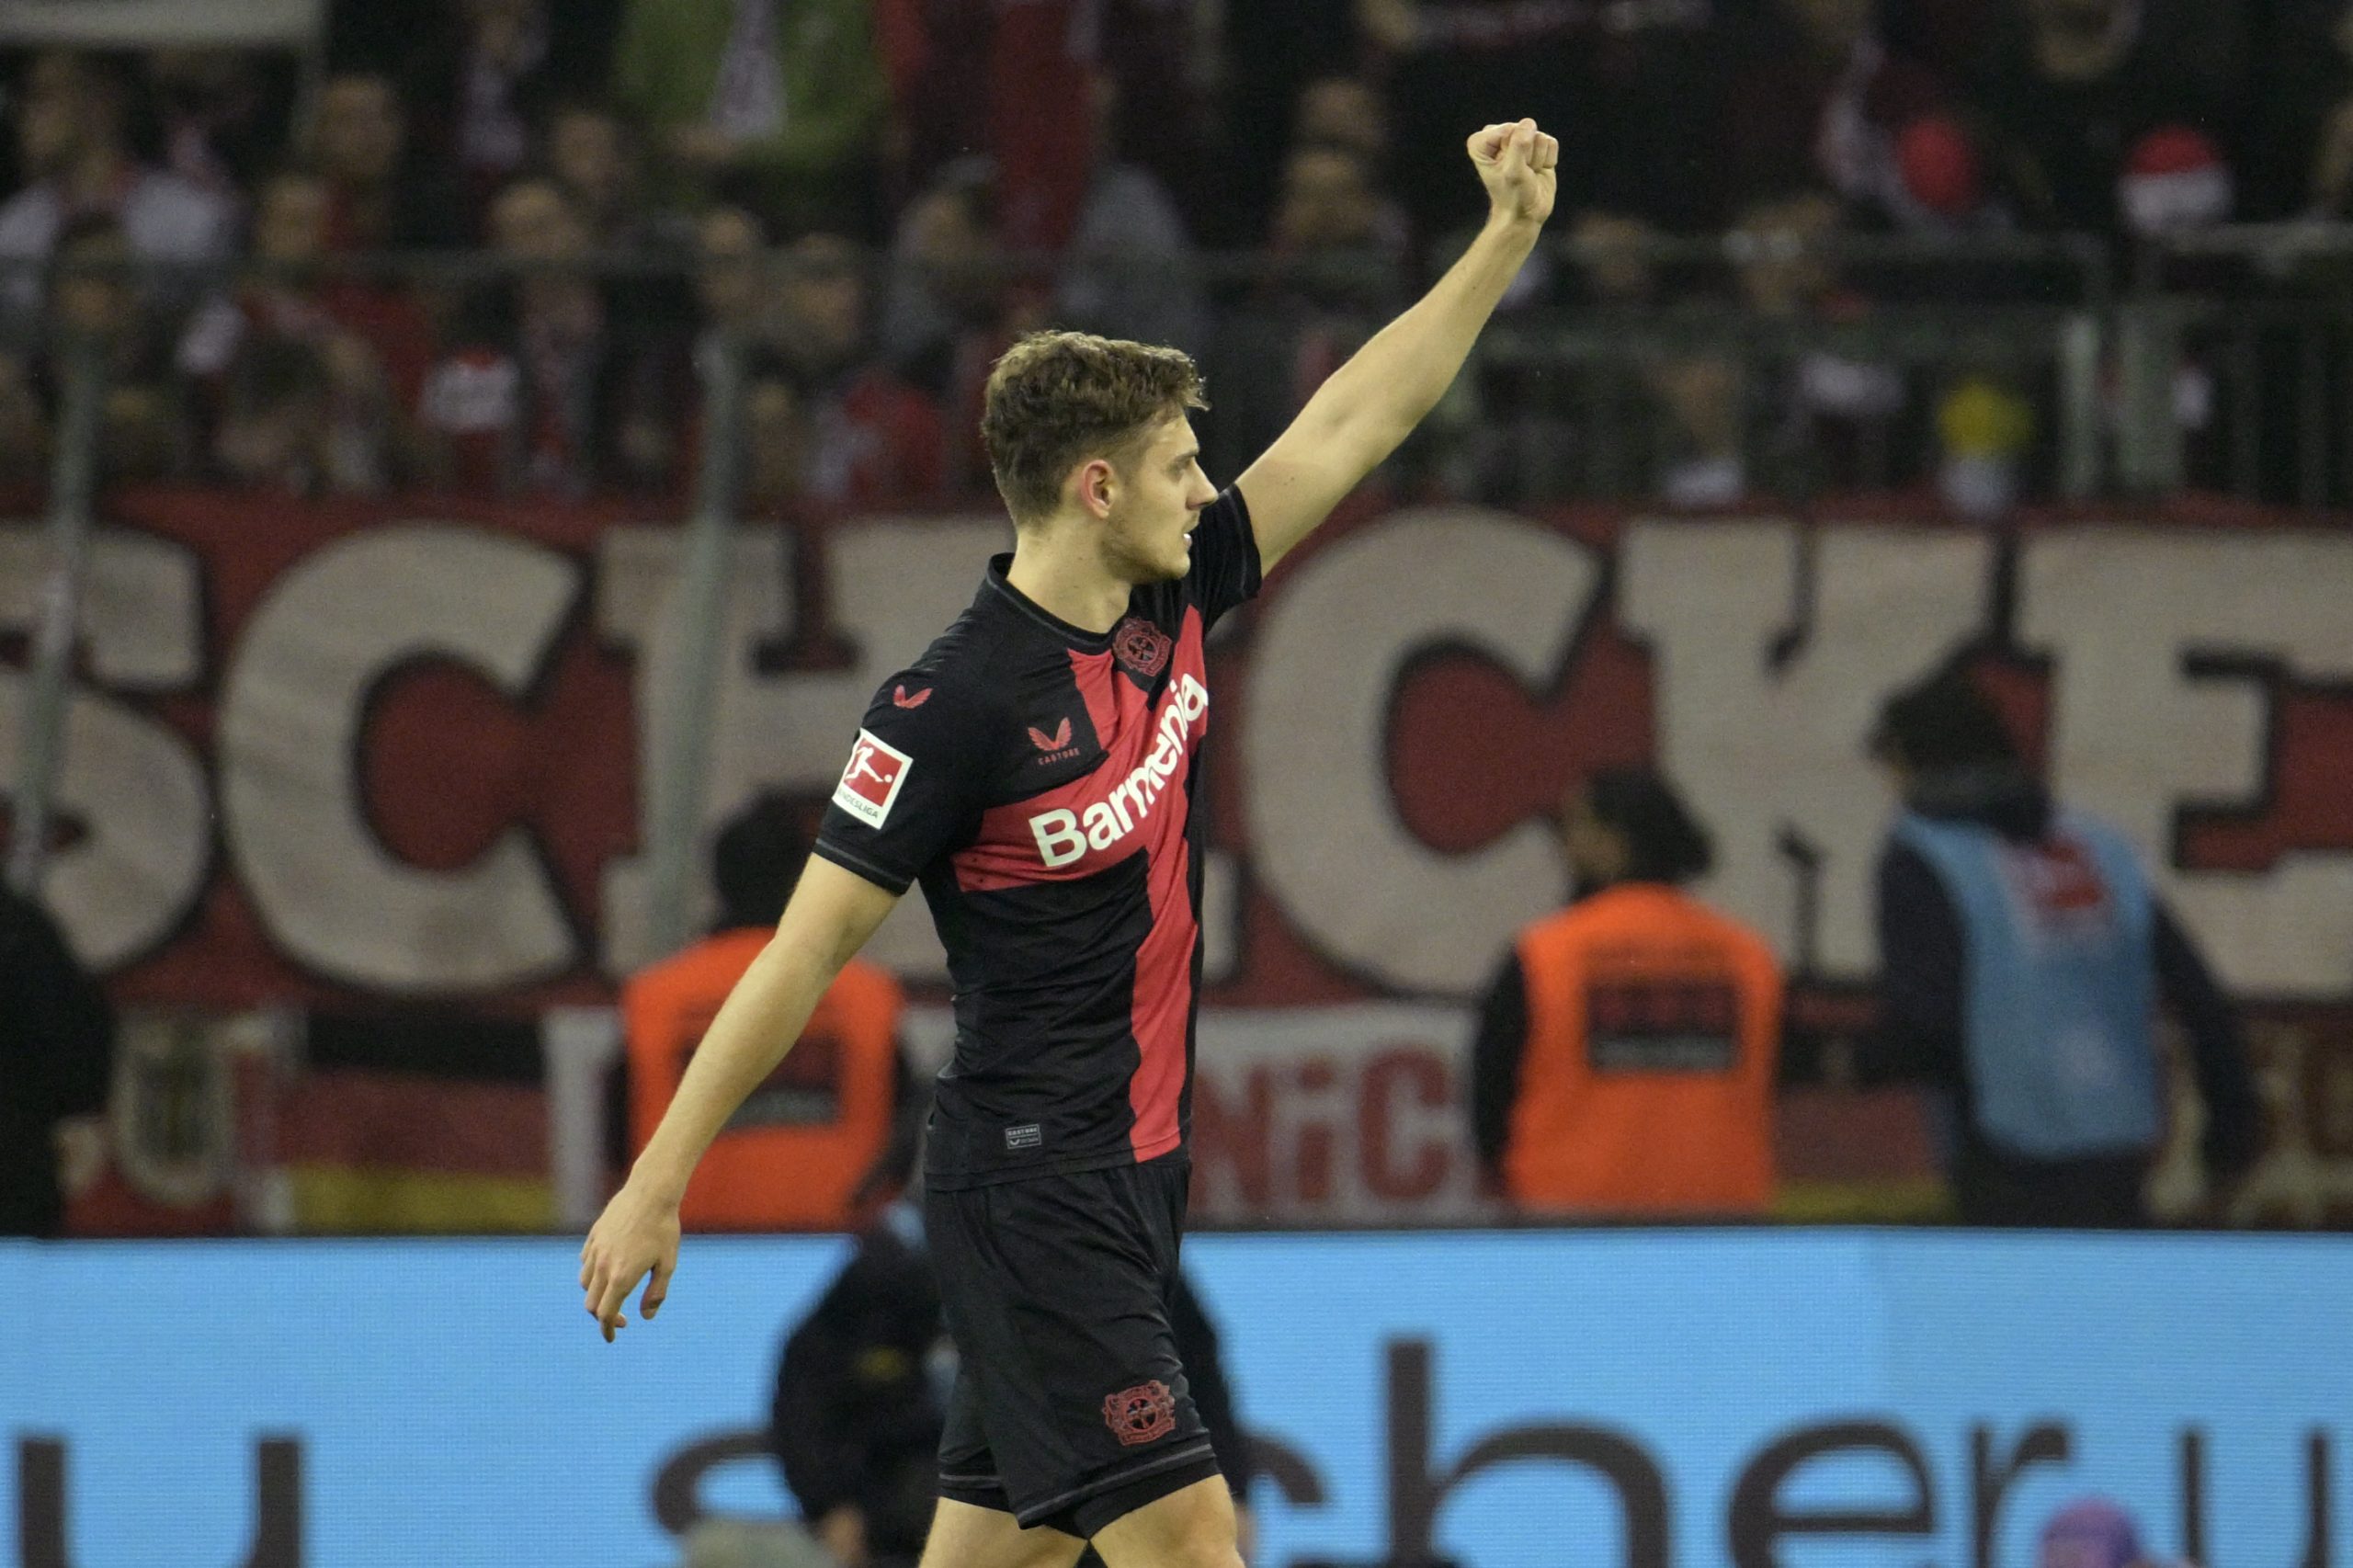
2127,223,2353,506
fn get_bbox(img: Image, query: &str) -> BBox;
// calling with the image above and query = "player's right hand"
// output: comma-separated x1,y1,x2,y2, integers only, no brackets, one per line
1468,118,1558,226
578,1181,681,1343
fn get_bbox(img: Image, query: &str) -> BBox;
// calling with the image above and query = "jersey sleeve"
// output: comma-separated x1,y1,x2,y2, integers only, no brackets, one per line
812,674,990,895
1184,486,1263,630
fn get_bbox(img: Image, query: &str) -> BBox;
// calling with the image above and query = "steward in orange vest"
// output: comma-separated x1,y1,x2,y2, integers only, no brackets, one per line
622,797,914,1231
1472,769,1783,1217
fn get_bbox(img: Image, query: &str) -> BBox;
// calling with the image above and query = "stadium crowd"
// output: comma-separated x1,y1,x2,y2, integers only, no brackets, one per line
2,0,2350,508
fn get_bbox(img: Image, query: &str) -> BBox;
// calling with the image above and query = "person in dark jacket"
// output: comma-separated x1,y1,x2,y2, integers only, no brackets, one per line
1867,660,2261,1226
771,1199,1254,1568
0,883,114,1237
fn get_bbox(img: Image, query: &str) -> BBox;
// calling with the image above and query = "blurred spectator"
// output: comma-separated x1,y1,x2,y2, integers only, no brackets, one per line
739,366,813,515
1290,78,1415,264
1722,0,1962,228
1206,142,1408,481
692,205,793,506
0,881,115,1238
1889,114,2003,231
144,49,297,201
0,214,188,483
543,99,653,251
444,0,564,209
2273,0,2353,217
1271,138,1409,276
179,167,432,494
1935,372,2038,519
750,231,945,513
308,70,470,252
692,202,777,351
1656,189,1916,506
1440,207,1665,503
1087,0,1219,222
0,51,236,328
417,175,679,495
1567,212,1667,311
1651,355,1752,508
209,335,333,494
871,0,993,210
771,1200,1254,1568
613,0,888,234
883,0,1204,256
1471,769,1784,1218
1295,76,1391,169
1051,77,1208,359
1216,0,1362,241
1969,0,2245,237
767,1204,943,1568
620,796,918,1232
880,158,1027,497
1866,659,2262,1227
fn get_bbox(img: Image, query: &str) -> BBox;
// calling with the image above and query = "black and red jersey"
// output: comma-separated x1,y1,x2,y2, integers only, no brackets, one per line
813,489,1262,1187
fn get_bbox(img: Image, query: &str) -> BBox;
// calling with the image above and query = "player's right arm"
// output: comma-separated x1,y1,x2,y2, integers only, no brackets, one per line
1235,119,1556,572
583,664,983,1341
580,858,898,1340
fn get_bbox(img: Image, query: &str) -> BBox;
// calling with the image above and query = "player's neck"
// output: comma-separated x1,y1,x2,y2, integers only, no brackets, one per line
1004,531,1129,636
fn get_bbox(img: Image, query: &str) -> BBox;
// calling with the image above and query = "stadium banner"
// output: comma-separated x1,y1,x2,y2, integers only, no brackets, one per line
3,493,2350,1228
6,1232,2349,1568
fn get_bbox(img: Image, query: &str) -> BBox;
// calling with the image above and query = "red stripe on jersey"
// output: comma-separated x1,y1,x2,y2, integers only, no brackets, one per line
1068,644,1121,744
1127,811,1194,1161
1127,613,1205,1158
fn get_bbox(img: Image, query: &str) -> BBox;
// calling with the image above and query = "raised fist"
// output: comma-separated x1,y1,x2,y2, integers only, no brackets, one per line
1469,119,1559,225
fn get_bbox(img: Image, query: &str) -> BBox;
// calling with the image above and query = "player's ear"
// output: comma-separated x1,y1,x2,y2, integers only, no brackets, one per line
1071,456,1117,520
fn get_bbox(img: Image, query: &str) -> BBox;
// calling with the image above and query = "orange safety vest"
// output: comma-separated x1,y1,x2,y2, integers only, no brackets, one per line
622,930,904,1231
1505,883,1784,1216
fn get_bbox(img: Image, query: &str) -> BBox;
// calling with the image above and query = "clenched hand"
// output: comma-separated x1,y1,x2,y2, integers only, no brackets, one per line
1470,119,1559,227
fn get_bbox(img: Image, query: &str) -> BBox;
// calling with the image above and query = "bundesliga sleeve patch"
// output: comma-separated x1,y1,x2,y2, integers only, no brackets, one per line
833,730,913,827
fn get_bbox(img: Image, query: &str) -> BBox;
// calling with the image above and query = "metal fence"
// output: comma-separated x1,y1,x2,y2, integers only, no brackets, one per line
2129,224,2353,506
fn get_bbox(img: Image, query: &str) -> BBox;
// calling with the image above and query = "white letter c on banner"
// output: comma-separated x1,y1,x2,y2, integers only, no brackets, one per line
1243,509,1597,995
220,526,579,991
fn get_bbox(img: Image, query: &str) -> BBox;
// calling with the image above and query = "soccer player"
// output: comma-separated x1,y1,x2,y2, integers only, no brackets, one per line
581,119,1559,1568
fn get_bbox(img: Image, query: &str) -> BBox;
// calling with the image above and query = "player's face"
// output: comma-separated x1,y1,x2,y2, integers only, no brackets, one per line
1103,415,1215,584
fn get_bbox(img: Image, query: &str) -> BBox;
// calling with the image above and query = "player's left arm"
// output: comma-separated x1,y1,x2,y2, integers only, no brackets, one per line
1235,119,1557,572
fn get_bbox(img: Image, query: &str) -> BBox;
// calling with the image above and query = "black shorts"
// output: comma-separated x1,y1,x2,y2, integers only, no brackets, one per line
927,1153,1222,1538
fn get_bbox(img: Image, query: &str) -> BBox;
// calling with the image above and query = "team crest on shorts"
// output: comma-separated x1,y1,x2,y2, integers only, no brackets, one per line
1112,618,1172,679
1102,1380,1176,1447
